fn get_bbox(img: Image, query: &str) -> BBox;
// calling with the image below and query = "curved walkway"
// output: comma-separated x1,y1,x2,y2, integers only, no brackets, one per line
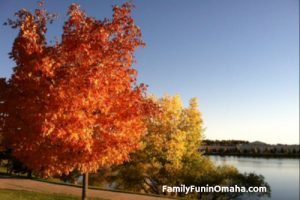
0,178,170,200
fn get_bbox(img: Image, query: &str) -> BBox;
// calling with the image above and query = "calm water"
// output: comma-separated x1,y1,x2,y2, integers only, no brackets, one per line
208,155,300,200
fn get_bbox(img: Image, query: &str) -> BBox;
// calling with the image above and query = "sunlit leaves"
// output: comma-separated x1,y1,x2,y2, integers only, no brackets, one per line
109,95,204,193
1,2,155,177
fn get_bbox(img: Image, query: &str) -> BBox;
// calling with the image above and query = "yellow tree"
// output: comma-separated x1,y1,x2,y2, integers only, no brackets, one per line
1,2,155,199
145,96,203,181
108,95,205,193
105,95,270,199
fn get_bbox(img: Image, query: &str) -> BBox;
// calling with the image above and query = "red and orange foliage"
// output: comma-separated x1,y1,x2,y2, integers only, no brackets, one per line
1,2,155,176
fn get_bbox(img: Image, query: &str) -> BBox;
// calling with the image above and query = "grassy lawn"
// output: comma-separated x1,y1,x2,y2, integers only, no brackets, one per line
0,189,106,200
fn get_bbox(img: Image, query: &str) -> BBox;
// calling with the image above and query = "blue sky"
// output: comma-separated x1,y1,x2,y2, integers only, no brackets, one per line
0,0,298,144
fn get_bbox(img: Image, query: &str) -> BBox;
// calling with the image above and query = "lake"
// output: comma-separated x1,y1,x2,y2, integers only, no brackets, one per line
208,155,300,200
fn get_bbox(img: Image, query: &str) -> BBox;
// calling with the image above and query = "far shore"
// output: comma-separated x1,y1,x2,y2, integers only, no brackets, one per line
204,152,300,159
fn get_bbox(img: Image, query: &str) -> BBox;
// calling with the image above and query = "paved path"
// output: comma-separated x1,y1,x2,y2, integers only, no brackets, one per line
0,178,169,200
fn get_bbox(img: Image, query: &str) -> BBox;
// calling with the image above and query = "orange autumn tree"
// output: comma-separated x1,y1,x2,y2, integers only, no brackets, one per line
1,2,155,198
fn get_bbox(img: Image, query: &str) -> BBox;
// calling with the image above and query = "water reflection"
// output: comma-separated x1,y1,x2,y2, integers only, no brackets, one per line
208,156,300,200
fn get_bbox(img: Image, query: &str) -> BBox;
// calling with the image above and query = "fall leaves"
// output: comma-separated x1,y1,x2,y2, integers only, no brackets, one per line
1,2,155,177
0,3,273,200
108,96,204,191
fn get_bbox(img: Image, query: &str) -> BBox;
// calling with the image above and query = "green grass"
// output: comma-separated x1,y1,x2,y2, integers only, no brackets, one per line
0,189,105,200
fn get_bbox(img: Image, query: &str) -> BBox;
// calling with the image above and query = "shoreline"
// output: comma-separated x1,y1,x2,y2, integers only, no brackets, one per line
203,153,300,159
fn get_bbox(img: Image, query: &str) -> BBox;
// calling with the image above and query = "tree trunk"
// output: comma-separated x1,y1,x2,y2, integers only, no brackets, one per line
82,173,88,200
27,170,32,178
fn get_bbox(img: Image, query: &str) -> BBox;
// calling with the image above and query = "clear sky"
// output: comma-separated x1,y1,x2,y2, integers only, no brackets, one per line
0,0,298,144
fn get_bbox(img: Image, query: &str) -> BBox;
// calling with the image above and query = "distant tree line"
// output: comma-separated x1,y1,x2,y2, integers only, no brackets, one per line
201,140,300,158
203,139,249,146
